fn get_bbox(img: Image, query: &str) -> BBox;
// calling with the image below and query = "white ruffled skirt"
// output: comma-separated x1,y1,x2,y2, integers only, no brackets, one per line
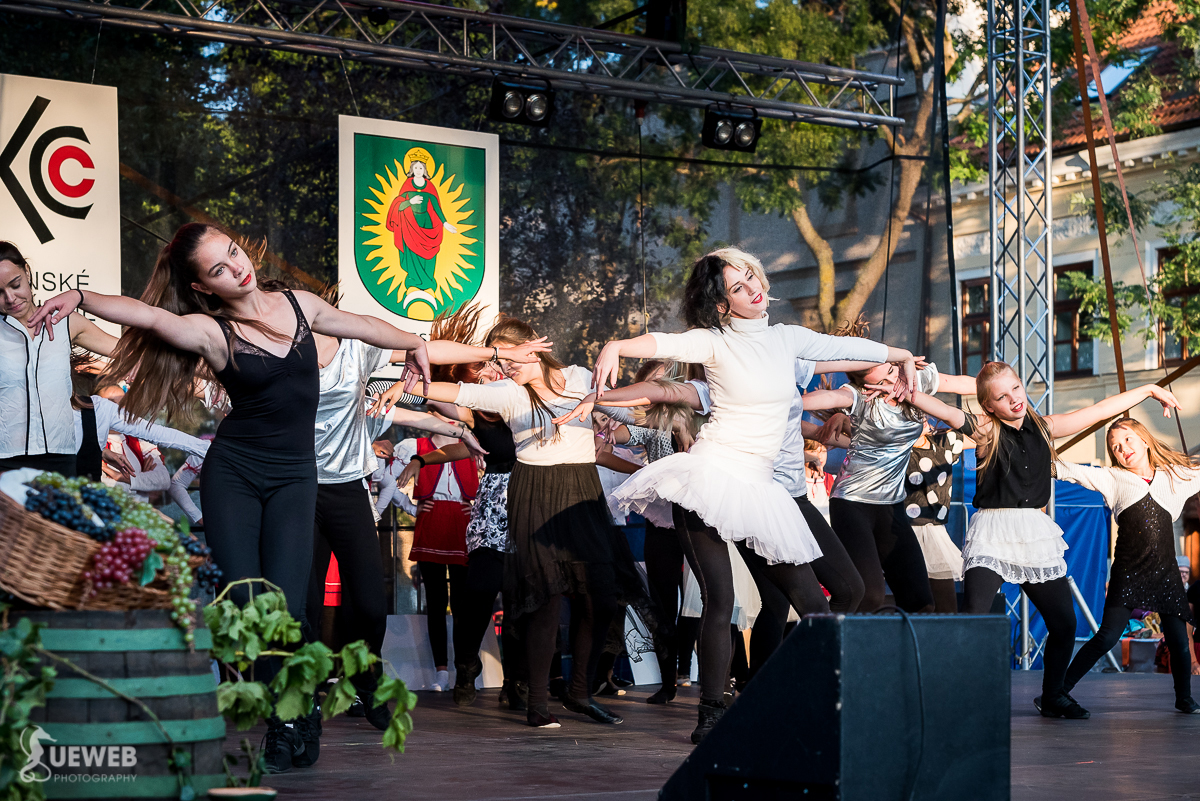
962,508,1067,584
612,440,822,565
912,523,964,581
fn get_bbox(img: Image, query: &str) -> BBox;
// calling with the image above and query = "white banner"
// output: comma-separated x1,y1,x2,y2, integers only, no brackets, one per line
0,74,121,333
338,116,499,356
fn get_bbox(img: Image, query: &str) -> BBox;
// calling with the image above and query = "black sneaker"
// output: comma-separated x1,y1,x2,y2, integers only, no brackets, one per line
1037,693,1090,719
347,695,366,717
1176,696,1200,714
262,720,305,774
360,688,391,732
645,683,677,704
691,699,727,744
453,658,483,707
292,703,322,768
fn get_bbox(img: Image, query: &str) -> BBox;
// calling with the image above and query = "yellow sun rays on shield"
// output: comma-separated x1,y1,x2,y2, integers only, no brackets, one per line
360,158,478,321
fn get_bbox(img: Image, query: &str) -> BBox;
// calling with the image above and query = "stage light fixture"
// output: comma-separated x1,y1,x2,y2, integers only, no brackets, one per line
702,107,761,153
365,6,389,25
487,81,555,128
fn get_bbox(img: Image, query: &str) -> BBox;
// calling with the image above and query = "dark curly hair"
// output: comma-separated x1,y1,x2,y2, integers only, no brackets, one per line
681,247,772,331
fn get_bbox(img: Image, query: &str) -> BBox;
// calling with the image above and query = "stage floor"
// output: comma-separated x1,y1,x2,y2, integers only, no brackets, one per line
242,671,1200,800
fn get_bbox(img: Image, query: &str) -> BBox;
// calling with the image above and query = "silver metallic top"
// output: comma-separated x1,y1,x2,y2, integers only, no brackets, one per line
315,339,391,484
830,364,940,505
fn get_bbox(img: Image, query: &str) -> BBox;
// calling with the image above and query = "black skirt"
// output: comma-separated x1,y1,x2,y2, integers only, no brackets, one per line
504,461,654,625
1108,495,1192,621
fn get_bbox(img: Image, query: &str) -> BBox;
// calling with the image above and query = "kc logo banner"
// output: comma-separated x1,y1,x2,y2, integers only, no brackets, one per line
0,74,120,329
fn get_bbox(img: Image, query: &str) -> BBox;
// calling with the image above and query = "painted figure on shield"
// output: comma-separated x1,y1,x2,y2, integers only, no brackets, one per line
385,147,459,309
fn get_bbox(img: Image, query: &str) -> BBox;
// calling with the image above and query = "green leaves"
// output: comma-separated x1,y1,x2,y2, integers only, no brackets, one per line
0,608,56,800
216,682,273,731
139,551,164,587
338,641,376,679
321,678,357,720
374,675,419,753
270,643,333,721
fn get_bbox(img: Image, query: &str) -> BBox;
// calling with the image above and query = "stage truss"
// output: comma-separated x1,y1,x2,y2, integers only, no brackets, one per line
0,0,904,129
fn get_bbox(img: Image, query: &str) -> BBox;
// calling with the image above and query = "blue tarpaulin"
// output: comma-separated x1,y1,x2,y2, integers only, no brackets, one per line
951,450,1111,669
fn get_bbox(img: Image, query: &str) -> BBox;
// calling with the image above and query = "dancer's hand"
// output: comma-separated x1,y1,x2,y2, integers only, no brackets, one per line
417,499,434,515
26,291,82,338
401,341,433,396
1148,385,1182,417
370,382,407,416
500,337,553,364
461,427,488,458
812,412,852,444
552,394,597,425
592,342,623,396
891,356,917,401
101,449,135,481
398,460,421,488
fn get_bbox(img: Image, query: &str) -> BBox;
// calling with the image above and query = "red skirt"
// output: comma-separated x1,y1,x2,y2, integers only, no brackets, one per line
411,500,469,565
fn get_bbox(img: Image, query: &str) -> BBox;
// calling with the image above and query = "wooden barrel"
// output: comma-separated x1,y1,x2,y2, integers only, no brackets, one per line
24,609,226,799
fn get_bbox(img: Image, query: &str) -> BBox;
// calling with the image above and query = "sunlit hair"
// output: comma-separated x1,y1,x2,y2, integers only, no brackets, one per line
681,247,772,330
1106,418,1197,483
830,315,921,423
100,222,290,423
974,361,1056,475
430,301,487,384
637,360,706,440
484,316,576,442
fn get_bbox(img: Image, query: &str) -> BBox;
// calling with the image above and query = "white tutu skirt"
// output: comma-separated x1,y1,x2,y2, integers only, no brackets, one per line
612,440,822,565
912,523,964,581
962,508,1067,584
679,542,762,630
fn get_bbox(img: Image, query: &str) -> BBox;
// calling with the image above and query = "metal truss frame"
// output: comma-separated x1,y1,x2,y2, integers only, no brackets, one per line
987,0,1054,670
0,0,904,129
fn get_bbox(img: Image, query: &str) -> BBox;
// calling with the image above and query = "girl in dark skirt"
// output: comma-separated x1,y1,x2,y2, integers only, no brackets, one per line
1055,419,1200,714
382,316,650,728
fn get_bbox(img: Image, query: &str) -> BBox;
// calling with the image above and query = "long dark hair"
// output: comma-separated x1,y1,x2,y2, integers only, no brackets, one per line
101,222,290,422
0,241,29,272
681,247,772,331
484,316,578,442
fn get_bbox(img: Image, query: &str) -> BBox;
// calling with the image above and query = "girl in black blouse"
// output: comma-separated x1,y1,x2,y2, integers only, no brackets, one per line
889,361,1180,720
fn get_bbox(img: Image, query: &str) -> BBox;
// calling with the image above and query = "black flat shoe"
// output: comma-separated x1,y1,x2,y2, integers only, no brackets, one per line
1176,696,1200,714
691,699,727,744
453,658,483,706
527,710,561,728
1037,693,1090,719
562,694,623,724
359,689,391,732
645,683,677,704
292,701,322,768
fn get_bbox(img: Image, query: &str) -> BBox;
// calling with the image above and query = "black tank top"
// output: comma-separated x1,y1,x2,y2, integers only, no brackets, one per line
213,290,319,454
473,414,516,474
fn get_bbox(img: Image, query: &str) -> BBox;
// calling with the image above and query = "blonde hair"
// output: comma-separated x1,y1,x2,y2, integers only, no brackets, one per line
1106,418,1197,483
974,361,1056,474
831,315,923,423
638,360,706,440
706,247,771,295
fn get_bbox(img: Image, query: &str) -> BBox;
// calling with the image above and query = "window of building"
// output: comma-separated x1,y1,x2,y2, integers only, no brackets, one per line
961,278,990,375
1158,247,1198,367
1054,263,1095,377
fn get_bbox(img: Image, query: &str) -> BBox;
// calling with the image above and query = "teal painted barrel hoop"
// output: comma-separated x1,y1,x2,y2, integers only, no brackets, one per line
42,717,227,745
49,674,218,699
44,772,226,799
39,627,213,652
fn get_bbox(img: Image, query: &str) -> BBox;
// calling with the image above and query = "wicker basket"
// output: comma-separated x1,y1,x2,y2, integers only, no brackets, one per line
0,492,173,611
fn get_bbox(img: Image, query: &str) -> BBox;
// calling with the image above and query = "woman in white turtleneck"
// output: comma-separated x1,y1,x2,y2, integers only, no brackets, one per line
556,247,916,743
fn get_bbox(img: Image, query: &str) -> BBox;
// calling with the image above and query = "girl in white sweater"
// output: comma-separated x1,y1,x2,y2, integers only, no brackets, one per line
562,247,916,742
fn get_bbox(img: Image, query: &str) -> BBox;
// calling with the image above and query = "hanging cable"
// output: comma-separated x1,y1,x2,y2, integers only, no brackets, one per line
637,105,648,334
90,20,103,84
338,54,362,117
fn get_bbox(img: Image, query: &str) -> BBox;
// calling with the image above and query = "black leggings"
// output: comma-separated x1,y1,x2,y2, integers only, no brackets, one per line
305,481,388,658
454,547,525,682
796,496,866,613
523,592,619,716
644,521,686,680
1066,604,1192,701
674,505,830,703
830,498,935,613
201,441,317,685
963,567,1076,699
419,561,468,669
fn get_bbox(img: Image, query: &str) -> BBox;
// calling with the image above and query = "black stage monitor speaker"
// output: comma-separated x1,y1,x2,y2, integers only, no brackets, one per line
661,613,1010,801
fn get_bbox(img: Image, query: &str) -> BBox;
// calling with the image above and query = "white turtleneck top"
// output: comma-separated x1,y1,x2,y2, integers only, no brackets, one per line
649,315,889,463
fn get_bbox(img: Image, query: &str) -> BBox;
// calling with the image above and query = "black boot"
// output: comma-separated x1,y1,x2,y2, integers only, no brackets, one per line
562,694,623,724
690,699,727,744
1035,693,1090,719
646,682,677,704
453,657,483,707
499,680,528,711
359,688,391,732
292,696,322,768
1176,696,1200,714
262,718,304,774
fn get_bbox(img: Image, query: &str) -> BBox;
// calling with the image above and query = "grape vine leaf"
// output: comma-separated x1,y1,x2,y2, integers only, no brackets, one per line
139,551,163,586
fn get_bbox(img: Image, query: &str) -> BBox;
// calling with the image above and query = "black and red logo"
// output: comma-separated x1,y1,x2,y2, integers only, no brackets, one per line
0,96,96,244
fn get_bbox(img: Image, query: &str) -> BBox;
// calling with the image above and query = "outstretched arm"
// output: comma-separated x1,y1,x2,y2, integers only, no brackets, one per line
423,338,552,366
801,387,856,412
69,313,119,357
1046,384,1180,440
889,390,974,434
552,380,702,426
936,372,977,396
591,334,660,394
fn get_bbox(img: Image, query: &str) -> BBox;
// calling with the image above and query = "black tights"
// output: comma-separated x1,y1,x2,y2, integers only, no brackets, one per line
523,592,619,717
418,561,468,669
674,505,829,703
453,548,525,682
644,522,686,681
829,498,935,613
796,496,866,613
930,578,959,614
1066,604,1192,701
964,567,1076,699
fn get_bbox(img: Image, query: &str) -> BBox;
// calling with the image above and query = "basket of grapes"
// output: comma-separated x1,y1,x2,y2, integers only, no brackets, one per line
0,473,218,630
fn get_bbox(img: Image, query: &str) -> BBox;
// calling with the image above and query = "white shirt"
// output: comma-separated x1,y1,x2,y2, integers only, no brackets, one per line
373,454,418,516
773,359,818,497
454,365,620,466
1054,461,1200,519
315,339,391,484
103,434,170,502
168,455,205,524
0,315,74,458
649,315,889,463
